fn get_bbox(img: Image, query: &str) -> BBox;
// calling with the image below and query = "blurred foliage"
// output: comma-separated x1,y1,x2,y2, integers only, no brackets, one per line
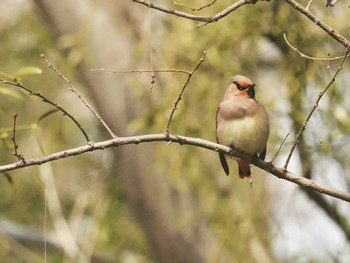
0,0,349,262
0,2,148,262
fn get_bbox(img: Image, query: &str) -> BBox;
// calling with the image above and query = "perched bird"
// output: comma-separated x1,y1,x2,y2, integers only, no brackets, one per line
216,75,269,178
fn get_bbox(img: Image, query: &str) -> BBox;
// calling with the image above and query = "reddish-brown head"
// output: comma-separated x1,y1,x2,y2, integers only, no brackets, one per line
229,75,256,99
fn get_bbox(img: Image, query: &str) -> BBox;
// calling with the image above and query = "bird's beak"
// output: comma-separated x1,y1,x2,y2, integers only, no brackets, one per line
247,84,256,99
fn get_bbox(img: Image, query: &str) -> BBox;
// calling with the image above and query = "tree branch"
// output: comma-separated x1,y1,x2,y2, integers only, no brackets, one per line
0,78,91,143
283,0,350,48
284,47,350,169
11,114,25,163
41,54,117,139
283,33,350,61
132,0,259,26
133,0,350,47
90,68,191,74
164,51,207,134
1,133,350,202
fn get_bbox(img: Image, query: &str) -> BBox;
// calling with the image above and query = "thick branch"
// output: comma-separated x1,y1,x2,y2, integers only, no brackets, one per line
1,134,350,202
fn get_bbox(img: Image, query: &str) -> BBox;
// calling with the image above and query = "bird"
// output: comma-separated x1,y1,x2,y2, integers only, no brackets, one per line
216,75,269,179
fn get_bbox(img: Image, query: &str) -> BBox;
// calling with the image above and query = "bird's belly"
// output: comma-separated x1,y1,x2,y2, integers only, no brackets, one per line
217,115,268,154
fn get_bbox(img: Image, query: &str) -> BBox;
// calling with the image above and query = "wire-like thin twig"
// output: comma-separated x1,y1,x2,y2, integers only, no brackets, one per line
0,78,91,143
41,54,117,139
283,33,349,61
306,0,313,10
164,51,207,134
173,0,217,11
91,68,191,93
0,133,350,202
11,114,25,163
90,68,191,74
133,0,258,26
92,60,206,135
284,48,350,169
271,123,301,163
283,0,350,48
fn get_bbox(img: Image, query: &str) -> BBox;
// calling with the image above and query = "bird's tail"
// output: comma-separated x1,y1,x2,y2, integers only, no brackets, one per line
237,159,252,179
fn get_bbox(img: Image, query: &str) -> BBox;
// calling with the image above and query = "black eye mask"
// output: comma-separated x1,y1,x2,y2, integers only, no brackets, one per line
233,81,245,91
233,81,256,99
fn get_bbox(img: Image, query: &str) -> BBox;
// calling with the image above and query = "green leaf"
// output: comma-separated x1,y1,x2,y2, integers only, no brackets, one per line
0,132,9,139
15,66,43,77
0,87,24,100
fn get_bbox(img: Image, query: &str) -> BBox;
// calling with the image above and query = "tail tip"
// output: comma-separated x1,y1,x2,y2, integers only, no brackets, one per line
239,174,252,179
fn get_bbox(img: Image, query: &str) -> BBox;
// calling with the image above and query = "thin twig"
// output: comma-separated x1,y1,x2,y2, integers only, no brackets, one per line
283,33,349,61
11,114,25,163
271,123,301,163
90,68,190,74
91,68,191,93
283,0,350,48
0,78,91,143
173,0,217,11
164,51,207,134
41,54,117,139
0,133,350,202
133,0,258,26
306,0,313,10
284,48,350,169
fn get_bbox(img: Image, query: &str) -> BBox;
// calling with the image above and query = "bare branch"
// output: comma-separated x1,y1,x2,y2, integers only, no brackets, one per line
284,48,350,169
283,33,349,61
11,114,25,163
91,68,191,93
1,133,350,202
164,51,207,134
133,0,350,47
283,0,350,48
0,78,91,143
132,0,259,26
92,53,207,135
41,54,117,139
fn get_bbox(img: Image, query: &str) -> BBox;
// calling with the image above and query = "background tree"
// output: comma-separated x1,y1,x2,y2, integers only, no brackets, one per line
0,0,349,262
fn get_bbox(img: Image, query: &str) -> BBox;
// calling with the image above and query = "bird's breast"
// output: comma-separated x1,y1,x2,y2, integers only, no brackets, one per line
217,112,269,154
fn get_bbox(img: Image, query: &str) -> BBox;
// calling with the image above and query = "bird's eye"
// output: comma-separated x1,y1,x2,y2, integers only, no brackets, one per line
233,81,246,91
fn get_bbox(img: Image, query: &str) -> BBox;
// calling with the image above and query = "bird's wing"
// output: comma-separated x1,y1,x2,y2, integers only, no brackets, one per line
219,152,230,176
259,146,267,161
216,106,230,176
